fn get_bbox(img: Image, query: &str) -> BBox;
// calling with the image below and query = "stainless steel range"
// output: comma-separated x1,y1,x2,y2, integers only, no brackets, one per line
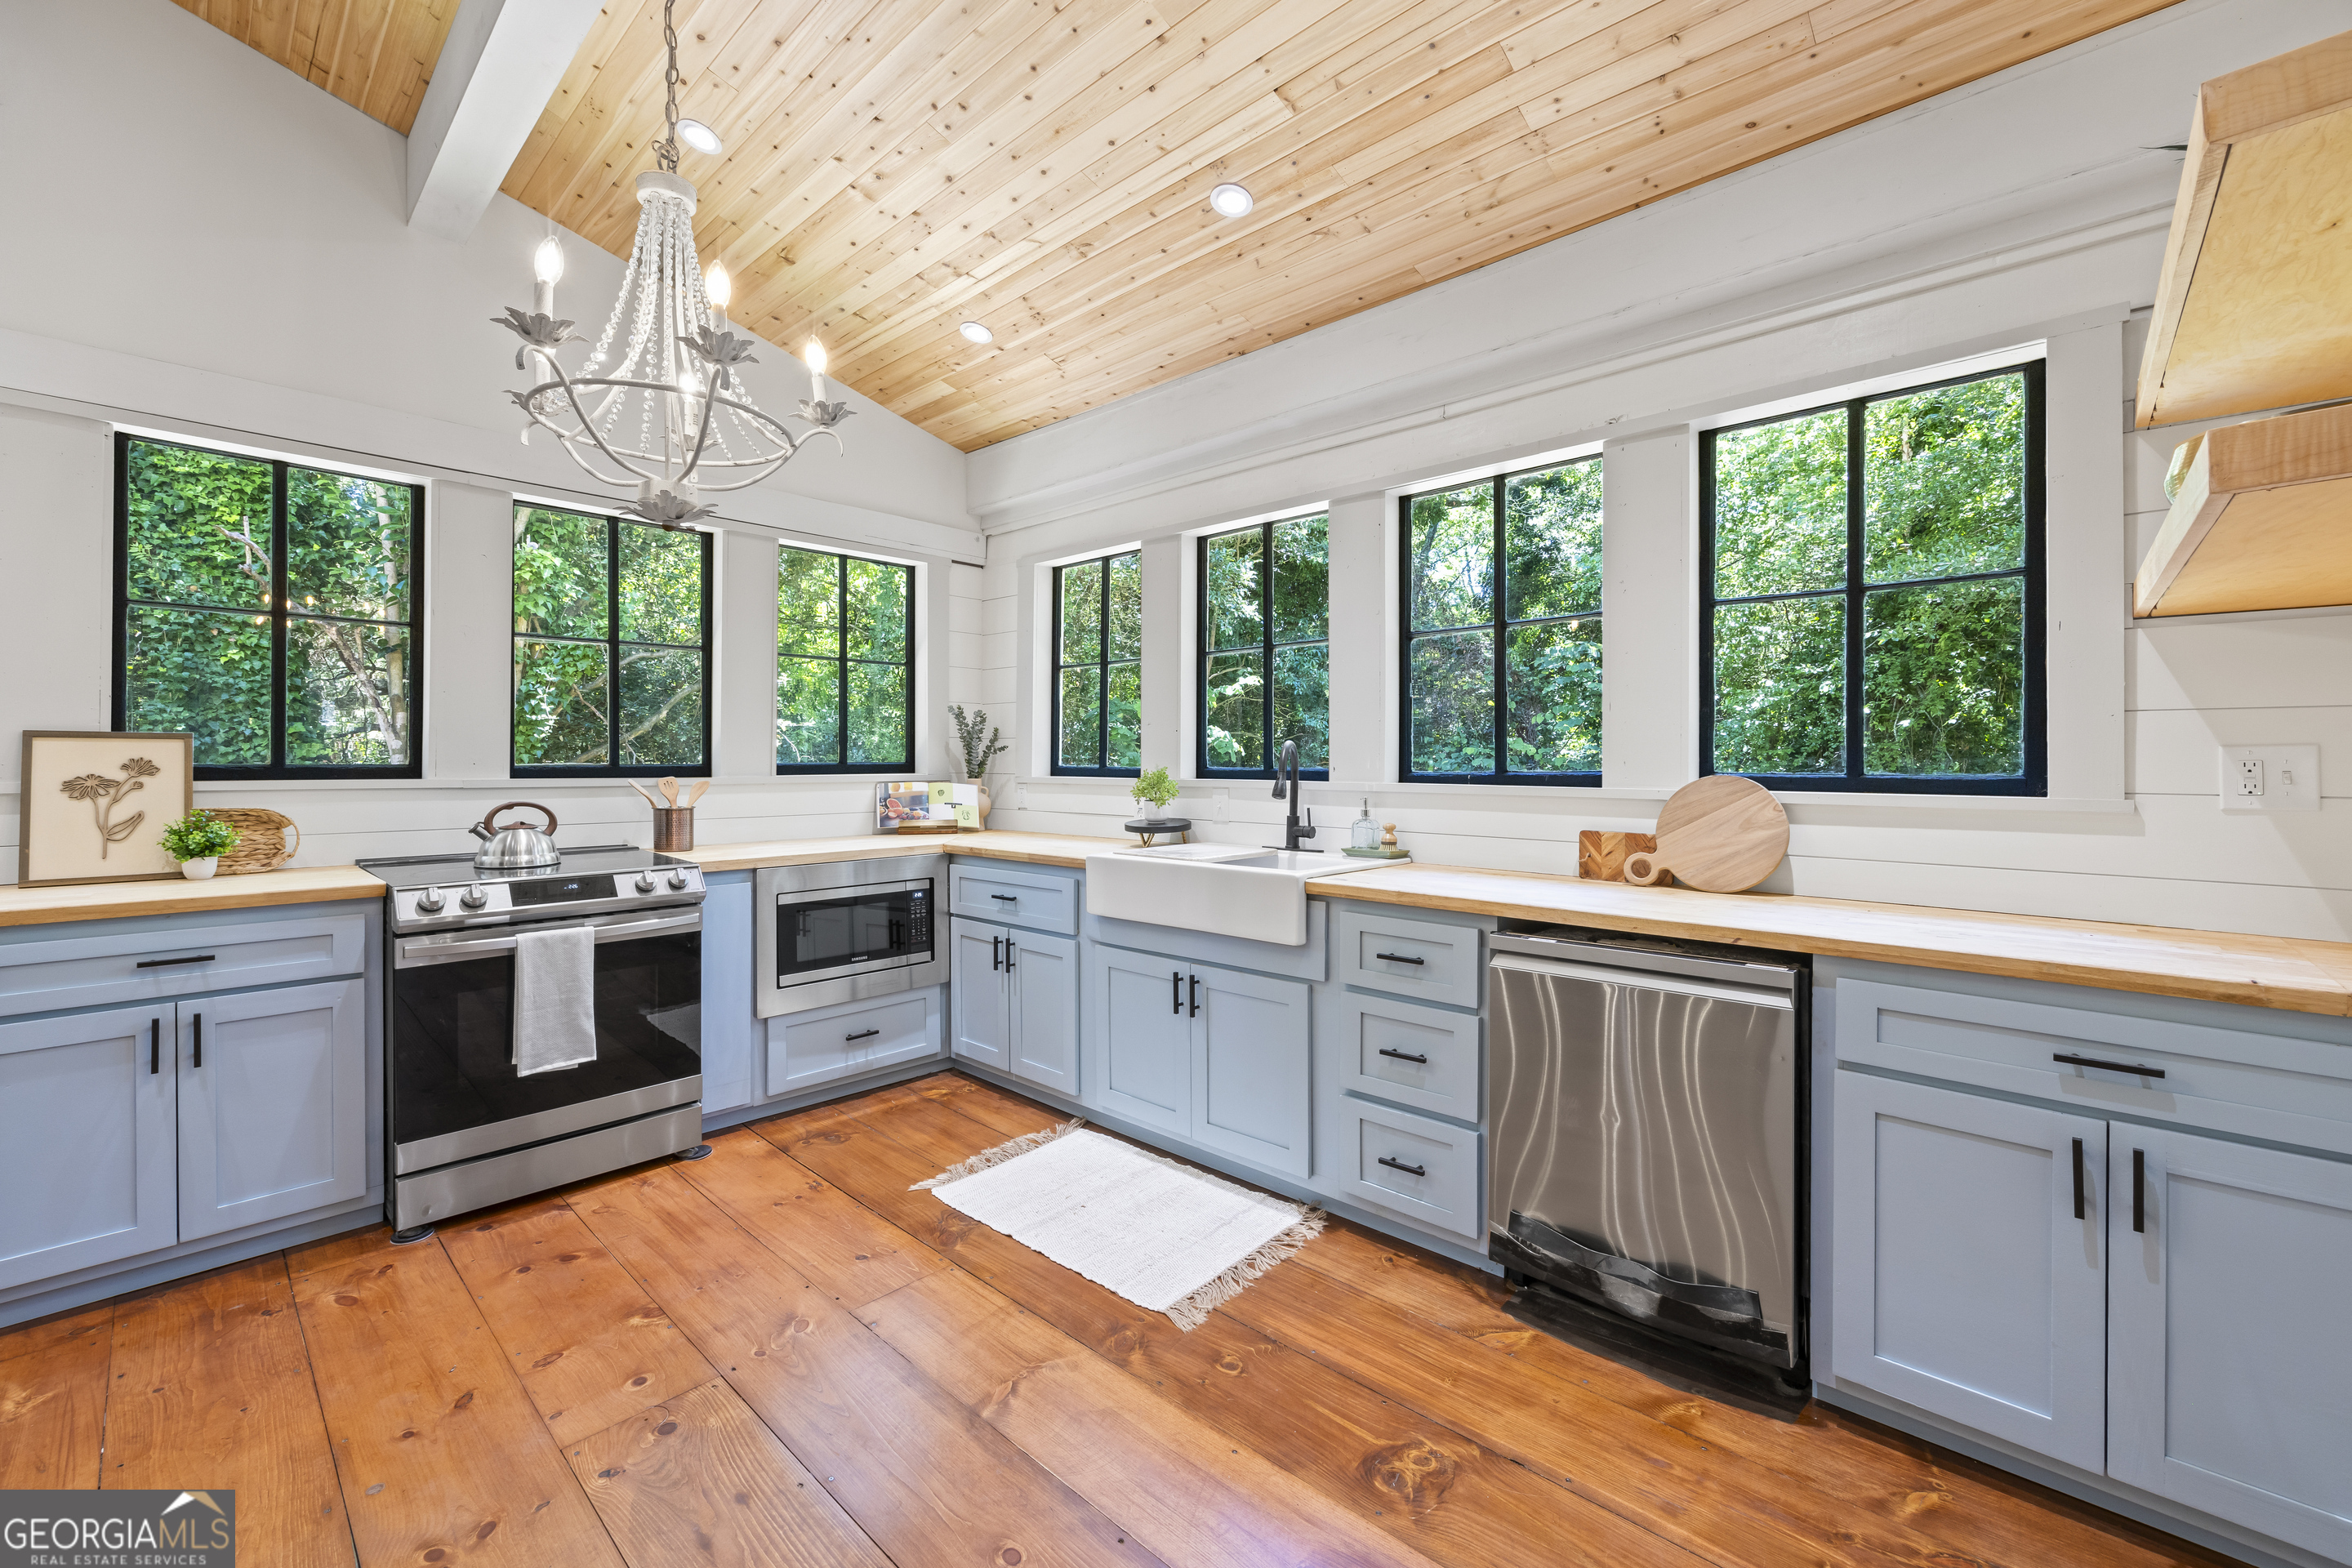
359,844,706,1236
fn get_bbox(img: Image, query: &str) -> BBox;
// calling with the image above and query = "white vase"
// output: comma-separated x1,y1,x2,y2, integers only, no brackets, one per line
180,858,219,880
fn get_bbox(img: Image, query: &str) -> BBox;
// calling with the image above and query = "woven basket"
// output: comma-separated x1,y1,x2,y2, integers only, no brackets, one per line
208,808,300,875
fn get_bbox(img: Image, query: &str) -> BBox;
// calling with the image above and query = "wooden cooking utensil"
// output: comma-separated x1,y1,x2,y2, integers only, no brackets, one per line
1624,776,1788,893
684,779,710,808
658,776,679,807
1578,830,1657,881
624,779,664,809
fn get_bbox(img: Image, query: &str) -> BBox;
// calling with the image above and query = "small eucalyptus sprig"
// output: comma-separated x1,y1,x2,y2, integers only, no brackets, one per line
950,704,1008,782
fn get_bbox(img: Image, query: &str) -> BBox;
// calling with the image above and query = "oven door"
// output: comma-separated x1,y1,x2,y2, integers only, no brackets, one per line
390,907,702,1174
770,877,934,988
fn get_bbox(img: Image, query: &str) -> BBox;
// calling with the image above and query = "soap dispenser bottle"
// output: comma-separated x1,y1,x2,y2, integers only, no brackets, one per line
1350,799,1379,851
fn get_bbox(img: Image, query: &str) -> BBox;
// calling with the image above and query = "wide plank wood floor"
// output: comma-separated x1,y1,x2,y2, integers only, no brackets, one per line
0,1069,2247,1568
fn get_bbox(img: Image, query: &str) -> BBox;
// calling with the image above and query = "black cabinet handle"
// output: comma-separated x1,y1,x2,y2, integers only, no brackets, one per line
1172,971,1183,1014
2132,1147,2146,1234
136,954,216,969
2053,1051,2165,1079
1374,951,1425,966
845,1028,880,1042
1378,1156,1427,1178
990,893,1018,902
991,935,1003,972
1004,941,1016,971
1378,1048,1430,1065
191,1013,203,1070
2070,1137,2084,1220
150,1018,160,1076
1188,973,1199,1018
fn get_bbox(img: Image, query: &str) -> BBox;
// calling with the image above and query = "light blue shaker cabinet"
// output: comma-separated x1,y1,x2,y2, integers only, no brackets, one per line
1085,945,1192,1136
174,979,367,1243
1189,962,1310,1179
0,1003,178,1290
1005,929,1079,1096
950,917,1012,1072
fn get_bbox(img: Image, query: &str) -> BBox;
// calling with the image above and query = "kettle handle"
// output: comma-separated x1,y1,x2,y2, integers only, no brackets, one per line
479,800,559,836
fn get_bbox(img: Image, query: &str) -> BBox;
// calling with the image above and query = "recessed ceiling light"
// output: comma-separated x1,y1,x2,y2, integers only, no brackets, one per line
959,321,995,345
675,118,724,156
1209,182,1253,217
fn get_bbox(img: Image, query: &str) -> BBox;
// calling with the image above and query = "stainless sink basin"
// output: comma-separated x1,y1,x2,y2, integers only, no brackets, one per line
1084,845,1394,945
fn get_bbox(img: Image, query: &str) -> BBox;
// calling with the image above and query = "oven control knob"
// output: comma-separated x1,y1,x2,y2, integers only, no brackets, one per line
635,872,657,893
416,886,446,914
666,870,689,890
459,885,490,910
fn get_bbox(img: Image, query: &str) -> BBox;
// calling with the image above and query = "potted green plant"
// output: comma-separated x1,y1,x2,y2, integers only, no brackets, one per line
949,704,1009,826
1130,766,1181,822
158,809,239,881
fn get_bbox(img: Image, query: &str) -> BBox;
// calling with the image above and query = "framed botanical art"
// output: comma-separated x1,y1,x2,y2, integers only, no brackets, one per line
17,731,194,887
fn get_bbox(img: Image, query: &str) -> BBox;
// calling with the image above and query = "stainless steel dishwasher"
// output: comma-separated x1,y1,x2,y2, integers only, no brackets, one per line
1488,926,1805,1372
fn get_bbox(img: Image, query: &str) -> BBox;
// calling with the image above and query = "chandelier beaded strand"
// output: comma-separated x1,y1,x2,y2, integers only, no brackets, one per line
492,0,845,525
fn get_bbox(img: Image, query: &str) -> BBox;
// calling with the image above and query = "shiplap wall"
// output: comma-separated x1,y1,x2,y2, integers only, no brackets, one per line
969,0,2352,944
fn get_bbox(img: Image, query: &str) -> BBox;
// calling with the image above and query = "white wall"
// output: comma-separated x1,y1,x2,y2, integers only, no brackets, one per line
971,0,2352,944
0,0,980,877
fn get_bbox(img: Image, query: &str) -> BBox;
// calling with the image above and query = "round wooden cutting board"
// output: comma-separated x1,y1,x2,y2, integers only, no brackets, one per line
1633,775,1788,893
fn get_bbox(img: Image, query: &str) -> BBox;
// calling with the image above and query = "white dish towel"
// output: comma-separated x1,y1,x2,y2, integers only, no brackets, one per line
512,925,597,1076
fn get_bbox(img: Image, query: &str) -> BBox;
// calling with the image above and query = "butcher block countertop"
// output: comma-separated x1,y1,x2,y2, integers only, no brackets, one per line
1318,863,2352,1019
675,829,1118,873
0,865,387,929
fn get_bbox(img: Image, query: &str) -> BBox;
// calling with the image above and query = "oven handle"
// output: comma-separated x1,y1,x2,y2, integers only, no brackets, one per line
394,909,702,968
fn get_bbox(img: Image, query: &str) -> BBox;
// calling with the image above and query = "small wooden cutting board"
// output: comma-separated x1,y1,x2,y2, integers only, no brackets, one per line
1629,776,1788,893
1578,831,1657,881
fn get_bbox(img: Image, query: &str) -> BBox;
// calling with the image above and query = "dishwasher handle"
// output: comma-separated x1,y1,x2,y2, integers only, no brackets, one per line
1488,949,1795,1009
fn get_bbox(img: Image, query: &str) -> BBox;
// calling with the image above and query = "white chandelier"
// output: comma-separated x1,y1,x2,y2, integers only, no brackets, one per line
494,0,845,525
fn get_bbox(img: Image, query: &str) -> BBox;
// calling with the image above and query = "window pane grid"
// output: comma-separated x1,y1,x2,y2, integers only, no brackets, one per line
116,434,422,778
1399,458,1601,785
776,544,913,773
1199,515,1327,778
1056,550,1143,777
1700,363,2043,793
514,506,712,776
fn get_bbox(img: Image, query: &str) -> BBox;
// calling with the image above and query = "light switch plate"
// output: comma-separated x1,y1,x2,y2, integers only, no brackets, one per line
2219,745,2321,813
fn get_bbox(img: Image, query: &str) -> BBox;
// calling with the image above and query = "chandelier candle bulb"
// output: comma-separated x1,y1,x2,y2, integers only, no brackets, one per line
805,338,827,403
532,236,564,316
704,261,730,318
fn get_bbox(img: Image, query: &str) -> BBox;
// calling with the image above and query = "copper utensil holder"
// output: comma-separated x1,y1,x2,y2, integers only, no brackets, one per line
653,807,694,853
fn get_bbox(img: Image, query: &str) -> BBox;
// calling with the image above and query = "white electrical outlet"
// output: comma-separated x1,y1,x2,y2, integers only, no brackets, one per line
2219,745,2320,813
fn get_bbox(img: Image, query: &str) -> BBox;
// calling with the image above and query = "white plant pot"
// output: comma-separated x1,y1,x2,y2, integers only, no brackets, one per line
179,858,219,880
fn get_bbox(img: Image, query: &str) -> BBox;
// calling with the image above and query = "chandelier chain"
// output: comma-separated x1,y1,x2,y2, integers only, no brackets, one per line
657,0,682,174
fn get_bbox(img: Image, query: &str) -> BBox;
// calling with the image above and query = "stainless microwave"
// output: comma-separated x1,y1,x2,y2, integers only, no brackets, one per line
752,852,947,1017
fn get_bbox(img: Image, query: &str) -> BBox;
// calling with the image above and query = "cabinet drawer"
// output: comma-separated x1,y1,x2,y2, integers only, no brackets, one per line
1337,1100,1481,1238
1837,978,2352,1157
949,862,1076,934
1328,991,1479,1121
768,990,938,1096
1331,907,1481,1009
0,913,368,1019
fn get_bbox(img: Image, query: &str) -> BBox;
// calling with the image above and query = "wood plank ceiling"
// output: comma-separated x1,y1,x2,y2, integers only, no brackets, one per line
185,0,2169,451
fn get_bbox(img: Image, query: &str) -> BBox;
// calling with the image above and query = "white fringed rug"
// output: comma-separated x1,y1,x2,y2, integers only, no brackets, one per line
914,1120,1324,1330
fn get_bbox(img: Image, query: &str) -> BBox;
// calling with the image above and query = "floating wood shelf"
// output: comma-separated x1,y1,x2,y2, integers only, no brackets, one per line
2134,29,2352,429
2134,402,2352,617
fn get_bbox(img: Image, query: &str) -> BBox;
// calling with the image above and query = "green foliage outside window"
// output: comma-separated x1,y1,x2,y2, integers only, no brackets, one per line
1706,368,2035,785
120,437,418,773
777,545,914,770
513,506,708,770
1201,514,1328,775
1055,551,1142,774
1402,458,1601,781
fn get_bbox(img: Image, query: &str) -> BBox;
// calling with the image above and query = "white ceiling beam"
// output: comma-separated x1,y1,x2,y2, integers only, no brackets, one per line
406,0,601,243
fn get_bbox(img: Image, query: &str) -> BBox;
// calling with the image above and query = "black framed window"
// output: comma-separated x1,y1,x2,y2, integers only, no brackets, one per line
511,504,712,776
114,434,422,779
1400,457,1602,785
1052,550,1141,776
1200,513,1328,779
776,544,915,773
1700,361,2045,795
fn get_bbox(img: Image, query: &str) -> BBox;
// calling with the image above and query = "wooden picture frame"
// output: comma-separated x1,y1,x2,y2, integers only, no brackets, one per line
16,731,195,888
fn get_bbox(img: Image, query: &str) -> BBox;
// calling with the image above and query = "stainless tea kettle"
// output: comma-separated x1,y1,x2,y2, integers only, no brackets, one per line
470,802,560,868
